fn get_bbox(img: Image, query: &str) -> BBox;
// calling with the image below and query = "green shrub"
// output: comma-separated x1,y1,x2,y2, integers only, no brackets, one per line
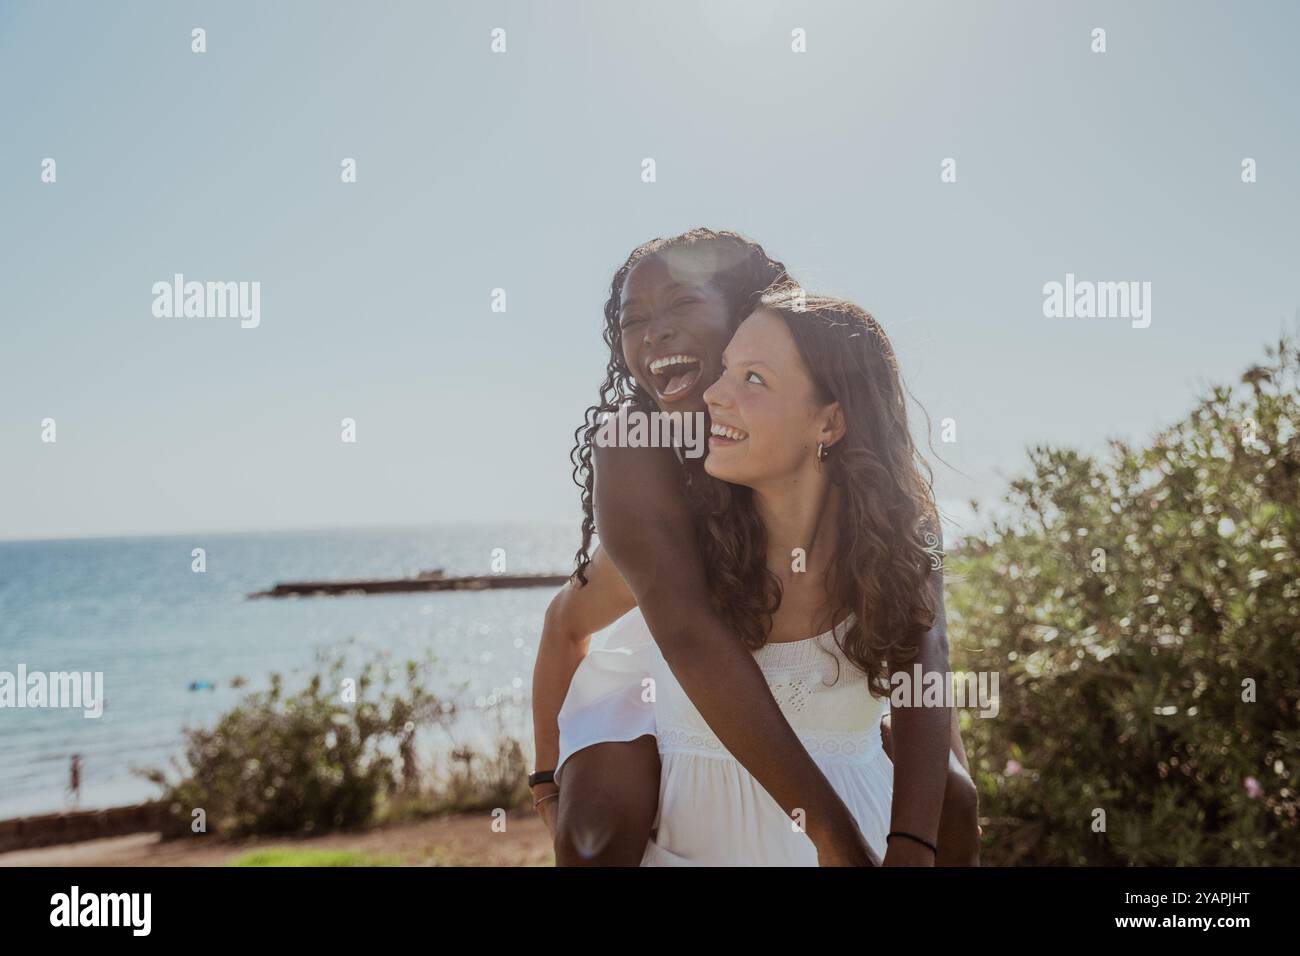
437,736,531,814
950,332,1300,864
382,708,532,820
139,656,451,838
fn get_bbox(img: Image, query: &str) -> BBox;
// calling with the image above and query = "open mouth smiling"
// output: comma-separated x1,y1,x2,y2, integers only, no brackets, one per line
708,421,748,446
647,353,703,402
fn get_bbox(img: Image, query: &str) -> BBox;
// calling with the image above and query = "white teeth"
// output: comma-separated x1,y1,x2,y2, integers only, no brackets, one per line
710,423,747,441
649,354,700,375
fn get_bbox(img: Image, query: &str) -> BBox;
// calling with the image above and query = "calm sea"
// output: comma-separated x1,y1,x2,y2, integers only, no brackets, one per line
0,522,580,819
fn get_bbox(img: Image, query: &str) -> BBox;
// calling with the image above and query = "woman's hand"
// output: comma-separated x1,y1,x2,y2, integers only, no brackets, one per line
810,818,881,866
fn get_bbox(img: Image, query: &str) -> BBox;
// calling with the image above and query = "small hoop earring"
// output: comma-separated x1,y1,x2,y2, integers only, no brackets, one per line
816,441,830,463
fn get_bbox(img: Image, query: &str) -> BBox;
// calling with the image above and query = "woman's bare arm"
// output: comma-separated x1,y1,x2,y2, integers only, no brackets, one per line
882,526,953,865
592,440,875,865
530,547,636,778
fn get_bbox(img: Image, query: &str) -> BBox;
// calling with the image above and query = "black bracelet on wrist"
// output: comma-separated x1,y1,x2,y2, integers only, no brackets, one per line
528,769,556,789
887,830,938,856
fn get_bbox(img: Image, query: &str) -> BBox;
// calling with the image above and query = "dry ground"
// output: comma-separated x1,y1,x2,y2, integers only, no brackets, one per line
0,811,554,867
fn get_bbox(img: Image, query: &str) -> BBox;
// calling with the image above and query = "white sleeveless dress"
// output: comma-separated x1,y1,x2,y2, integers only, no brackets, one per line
555,608,893,865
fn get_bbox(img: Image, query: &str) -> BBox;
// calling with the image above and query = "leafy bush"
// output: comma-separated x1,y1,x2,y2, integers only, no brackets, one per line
382,708,532,820
950,332,1300,864
438,736,531,814
140,656,451,838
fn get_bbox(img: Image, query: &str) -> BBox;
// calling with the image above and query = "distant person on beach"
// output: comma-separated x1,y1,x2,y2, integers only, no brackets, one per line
530,229,980,865
67,754,81,807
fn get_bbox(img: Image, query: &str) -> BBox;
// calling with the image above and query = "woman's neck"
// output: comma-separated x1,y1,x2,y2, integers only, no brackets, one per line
752,465,843,638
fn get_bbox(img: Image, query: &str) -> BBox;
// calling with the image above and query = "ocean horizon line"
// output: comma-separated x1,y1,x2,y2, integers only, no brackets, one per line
0,517,578,548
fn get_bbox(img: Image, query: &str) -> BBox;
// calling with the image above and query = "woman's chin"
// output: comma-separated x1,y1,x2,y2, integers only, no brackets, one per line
703,455,740,484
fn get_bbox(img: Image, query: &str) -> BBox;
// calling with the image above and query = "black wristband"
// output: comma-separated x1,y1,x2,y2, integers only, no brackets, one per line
887,830,938,856
528,770,556,789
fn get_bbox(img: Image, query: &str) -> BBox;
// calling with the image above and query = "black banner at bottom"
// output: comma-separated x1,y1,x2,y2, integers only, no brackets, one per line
0,865,1281,940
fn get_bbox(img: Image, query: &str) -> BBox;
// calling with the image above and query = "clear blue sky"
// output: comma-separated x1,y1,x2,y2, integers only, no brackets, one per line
2,0,1297,541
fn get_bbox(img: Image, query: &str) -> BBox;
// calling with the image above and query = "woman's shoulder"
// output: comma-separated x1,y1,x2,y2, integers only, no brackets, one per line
591,429,684,495
590,426,695,558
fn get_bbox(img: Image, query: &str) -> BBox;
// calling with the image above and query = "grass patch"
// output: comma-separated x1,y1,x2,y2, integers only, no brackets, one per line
232,847,399,867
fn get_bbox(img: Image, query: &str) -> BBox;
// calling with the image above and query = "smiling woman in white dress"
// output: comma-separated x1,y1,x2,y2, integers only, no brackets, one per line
555,286,945,865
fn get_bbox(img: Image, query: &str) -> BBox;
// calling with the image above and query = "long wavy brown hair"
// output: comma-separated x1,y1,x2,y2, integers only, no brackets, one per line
569,228,792,584
691,285,943,696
